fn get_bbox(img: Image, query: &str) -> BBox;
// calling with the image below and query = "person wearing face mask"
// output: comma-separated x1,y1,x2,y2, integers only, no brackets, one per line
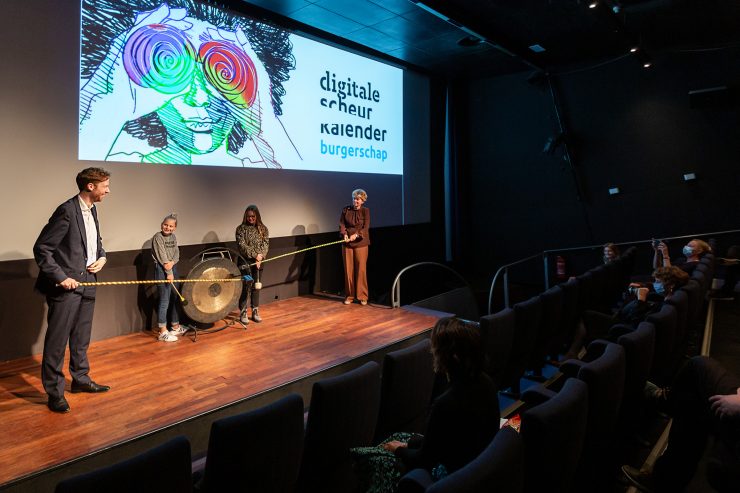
653,238,712,275
565,266,689,358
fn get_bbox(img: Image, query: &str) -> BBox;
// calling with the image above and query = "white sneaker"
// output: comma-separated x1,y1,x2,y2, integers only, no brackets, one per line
158,331,178,342
170,325,186,336
240,312,250,324
252,308,262,323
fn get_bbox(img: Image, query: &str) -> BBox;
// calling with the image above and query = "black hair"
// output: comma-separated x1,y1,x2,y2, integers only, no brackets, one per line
431,317,485,380
81,0,295,115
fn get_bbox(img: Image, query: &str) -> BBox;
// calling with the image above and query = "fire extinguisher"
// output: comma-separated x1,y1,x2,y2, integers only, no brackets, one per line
556,255,567,281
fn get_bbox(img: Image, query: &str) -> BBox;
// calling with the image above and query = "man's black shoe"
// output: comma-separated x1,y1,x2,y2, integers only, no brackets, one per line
71,381,111,393
48,396,70,413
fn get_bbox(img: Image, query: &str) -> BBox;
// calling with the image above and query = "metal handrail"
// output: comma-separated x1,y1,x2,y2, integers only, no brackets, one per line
486,253,544,315
391,262,471,308
543,228,740,255
488,228,740,315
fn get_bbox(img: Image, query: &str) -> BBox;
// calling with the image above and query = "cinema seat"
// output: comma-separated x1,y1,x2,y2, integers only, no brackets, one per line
56,436,192,493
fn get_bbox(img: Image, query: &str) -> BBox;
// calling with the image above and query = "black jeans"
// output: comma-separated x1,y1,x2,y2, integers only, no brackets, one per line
654,356,740,491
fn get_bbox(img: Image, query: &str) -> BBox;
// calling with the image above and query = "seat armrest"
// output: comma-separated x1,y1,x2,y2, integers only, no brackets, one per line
559,358,586,378
583,339,609,362
398,468,434,493
521,385,557,406
608,323,634,340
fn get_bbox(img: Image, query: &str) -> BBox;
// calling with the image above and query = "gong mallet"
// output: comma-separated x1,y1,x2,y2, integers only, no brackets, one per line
169,280,188,306
254,266,262,290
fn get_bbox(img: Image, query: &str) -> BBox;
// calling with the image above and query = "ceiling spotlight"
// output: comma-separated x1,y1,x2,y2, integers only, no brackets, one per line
589,2,598,9
630,47,638,53
643,62,652,68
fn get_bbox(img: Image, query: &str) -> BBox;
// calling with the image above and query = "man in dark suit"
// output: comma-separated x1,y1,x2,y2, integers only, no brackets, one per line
34,168,112,413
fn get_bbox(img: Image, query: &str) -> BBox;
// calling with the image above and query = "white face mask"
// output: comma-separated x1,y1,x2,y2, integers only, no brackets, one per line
683,246,694,257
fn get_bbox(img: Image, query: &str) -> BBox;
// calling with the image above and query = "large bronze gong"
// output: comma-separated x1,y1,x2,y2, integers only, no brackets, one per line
182,258,242,324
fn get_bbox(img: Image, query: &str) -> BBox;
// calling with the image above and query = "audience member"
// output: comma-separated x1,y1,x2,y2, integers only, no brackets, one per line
603,242,620,264
654,238,712,275
711,245,740,300
383,317,500,477
623,356,740,492
565,266,689,358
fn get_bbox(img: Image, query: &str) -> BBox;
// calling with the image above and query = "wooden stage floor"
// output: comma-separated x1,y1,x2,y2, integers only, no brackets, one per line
0,295,444,489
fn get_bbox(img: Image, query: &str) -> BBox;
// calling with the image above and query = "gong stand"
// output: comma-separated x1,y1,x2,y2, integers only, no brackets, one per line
181,248,251,341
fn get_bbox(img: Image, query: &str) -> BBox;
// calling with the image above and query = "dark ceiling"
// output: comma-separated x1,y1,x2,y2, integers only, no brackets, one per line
235,0,740,78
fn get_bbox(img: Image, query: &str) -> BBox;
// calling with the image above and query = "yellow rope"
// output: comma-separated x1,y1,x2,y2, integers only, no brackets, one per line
75,238,348,287
245,238,347,267
76,278,242,286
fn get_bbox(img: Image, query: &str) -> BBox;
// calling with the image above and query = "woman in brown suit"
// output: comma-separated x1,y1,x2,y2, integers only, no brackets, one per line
340,189,370,305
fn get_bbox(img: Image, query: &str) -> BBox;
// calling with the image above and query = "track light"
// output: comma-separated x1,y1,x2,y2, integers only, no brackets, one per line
589,2,598,9
630,47,638,53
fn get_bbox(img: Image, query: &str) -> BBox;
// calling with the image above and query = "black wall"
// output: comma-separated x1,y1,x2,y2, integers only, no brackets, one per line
460,47,740,279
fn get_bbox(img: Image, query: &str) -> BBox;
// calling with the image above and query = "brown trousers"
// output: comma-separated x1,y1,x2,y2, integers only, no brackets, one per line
342,246,369,301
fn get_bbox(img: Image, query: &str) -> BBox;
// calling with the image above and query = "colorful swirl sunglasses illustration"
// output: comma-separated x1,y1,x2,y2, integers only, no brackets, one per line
123,24,258,108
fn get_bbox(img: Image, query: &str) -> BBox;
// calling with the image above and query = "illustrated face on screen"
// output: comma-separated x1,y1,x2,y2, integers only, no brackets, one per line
122,23,258,155
80,0,405,175
80,2,297,168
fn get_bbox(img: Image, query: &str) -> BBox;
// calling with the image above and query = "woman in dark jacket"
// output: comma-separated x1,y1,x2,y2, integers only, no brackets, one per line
383,317,500,475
